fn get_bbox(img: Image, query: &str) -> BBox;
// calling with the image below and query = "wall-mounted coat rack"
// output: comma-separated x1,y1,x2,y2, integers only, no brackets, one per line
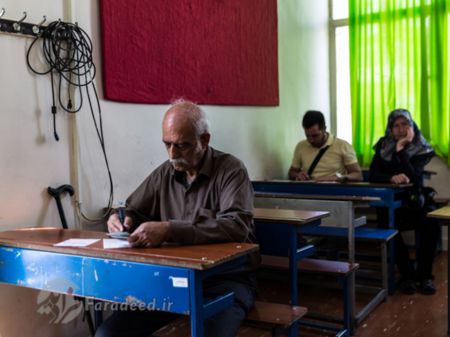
0,8,47,37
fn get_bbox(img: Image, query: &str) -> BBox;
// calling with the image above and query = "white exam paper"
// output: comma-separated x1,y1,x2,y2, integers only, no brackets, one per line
54,239,100,247
103,239,131,249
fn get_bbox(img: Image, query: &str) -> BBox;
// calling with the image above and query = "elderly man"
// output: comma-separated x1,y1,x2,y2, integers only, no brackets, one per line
288,110,363,182
95,100,257,337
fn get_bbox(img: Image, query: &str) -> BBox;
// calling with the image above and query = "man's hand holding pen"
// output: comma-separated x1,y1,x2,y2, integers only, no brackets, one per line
107,213,132,233
107,211,170,248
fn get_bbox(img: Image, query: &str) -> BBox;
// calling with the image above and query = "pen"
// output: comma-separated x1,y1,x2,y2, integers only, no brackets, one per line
117,201,127,232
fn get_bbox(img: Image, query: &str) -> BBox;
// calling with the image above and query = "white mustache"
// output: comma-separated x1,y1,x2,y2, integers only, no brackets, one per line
170,158,189,166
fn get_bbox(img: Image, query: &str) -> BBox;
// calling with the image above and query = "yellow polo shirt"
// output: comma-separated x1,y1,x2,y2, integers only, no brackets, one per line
290,133,358,179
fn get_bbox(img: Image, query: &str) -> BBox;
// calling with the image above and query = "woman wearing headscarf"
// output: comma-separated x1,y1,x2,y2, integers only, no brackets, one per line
369,108,439,295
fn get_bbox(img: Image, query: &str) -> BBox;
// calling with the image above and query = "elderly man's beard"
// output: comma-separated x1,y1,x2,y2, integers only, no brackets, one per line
170,158,190,168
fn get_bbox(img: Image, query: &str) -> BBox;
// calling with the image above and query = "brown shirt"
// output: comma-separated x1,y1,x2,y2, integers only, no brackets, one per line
126,147,256,246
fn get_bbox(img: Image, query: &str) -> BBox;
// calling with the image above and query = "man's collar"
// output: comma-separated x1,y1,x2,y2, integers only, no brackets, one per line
324,133,335,147
197,146,213,178
307,132,335,149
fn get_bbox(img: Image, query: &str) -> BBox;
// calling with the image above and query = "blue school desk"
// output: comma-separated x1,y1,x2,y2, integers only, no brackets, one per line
0,228,258,337
254,208,329,337
254,207,328,305
252,180,409,228
253,180,409,294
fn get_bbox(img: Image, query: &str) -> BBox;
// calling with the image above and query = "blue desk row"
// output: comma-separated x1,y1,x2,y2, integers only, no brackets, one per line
253,180,408,295
0,228,258,337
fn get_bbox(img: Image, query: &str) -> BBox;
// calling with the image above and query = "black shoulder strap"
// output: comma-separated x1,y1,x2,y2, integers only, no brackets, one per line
307,145,330,177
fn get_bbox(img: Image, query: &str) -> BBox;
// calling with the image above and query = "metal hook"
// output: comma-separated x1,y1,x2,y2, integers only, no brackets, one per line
13,11,27,32
37,15,47,27
32,15,47,35
17,11,27,23
0,8,5,29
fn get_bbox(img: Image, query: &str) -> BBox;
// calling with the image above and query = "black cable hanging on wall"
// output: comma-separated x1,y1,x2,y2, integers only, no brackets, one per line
26,20,97,139
0,8,114,221
26,19,114,221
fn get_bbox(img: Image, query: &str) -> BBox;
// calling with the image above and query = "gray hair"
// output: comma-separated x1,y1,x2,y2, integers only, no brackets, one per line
170,98,210,135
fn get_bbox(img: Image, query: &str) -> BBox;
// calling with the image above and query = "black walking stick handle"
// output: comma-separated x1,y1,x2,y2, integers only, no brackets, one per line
47,184,75,229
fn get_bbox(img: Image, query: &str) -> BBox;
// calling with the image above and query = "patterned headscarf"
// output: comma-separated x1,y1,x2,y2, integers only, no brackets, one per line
377,109,434,161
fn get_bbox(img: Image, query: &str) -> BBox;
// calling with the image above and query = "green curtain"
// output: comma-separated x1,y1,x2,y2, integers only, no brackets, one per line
349,0,450,167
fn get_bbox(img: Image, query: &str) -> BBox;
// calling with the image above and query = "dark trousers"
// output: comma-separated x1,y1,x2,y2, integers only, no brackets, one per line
94,276,256,337
377,207,440,281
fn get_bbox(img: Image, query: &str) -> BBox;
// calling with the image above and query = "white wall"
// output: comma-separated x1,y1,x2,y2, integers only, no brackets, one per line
0,0,72,230
0,2,91,335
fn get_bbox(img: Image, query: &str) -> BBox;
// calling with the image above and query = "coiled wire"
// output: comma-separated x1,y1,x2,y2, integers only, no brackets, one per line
26,20,113,222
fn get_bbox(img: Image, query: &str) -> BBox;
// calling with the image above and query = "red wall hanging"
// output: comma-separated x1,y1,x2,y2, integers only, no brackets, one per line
99,0,279,106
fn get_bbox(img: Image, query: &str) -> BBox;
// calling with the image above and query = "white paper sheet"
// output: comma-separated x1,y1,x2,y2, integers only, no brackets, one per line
103,239,131,249
54,239,100,247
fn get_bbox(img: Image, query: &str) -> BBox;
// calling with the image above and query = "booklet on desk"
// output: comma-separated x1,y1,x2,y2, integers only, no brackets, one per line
103,239,131,249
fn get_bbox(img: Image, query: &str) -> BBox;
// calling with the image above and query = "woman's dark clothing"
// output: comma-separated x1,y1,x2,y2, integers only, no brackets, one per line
375,203,439,281
369,140,439,282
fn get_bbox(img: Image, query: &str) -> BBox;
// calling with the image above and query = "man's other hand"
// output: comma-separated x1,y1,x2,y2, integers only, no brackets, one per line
129,221,170,248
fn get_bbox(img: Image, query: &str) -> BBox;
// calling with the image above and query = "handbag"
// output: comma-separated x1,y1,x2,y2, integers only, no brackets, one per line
405,186,437,211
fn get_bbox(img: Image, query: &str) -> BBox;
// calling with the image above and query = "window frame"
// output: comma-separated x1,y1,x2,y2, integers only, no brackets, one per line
328,0,349,140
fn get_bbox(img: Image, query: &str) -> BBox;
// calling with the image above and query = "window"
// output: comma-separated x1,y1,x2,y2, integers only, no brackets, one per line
329,0,351,143
331,0,450,165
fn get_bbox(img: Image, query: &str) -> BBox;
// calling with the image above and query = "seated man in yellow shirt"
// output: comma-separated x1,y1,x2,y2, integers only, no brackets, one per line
288,110,363,182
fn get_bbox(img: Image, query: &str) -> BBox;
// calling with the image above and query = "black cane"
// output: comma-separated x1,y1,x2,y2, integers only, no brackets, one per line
47,185,74,229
